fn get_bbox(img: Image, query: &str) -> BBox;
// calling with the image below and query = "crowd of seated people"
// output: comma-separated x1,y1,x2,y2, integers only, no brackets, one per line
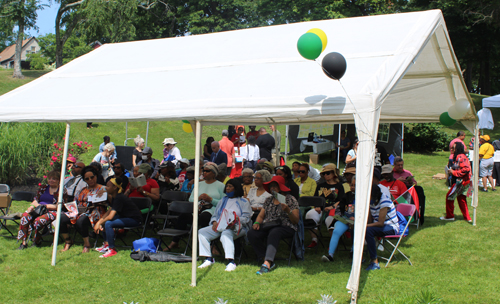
13,126,424,272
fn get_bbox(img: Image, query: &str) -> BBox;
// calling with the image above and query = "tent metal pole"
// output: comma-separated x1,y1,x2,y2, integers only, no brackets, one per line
472,123,480,226
401,123,404,158
51,123,71,266
191,120,202,287
285,125,289,163
145,121,150,147
125,122,128,146
337,124,341,168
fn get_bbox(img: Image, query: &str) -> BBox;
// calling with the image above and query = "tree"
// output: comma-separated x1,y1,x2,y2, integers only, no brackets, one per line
38,31,92,65
0,0,43,78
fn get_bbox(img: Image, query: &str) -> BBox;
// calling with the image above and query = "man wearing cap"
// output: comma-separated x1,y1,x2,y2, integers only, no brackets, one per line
219,130,235,175
156,161,179,193
162,138,182,165
138,147,161,179
256,127,275,163
479,135,496,192
379,164,407,200
176,158,190,184
64,161,86,201
210,141,228,166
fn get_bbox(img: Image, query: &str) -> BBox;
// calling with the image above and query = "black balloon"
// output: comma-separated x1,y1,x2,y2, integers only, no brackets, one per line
322,52,347,80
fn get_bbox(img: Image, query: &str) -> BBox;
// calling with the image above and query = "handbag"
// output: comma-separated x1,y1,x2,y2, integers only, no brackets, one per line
215,209,242,236
30,204,47,218
260,219,282,231
447,179,465,200
198,200,213,213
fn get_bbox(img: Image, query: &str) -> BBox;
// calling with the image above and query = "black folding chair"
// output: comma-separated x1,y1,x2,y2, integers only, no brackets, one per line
116,197,153,246
0,190,35,237
152,191,190,231
298,196,326,252
156,201,194,255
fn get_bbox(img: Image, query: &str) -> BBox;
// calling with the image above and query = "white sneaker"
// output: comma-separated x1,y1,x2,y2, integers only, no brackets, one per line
198,259,215,269
225,262,237,272
440,217,455,221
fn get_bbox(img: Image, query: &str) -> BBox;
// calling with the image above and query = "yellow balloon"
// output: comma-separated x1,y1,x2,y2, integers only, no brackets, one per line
307,28,327,52
182,123,193,133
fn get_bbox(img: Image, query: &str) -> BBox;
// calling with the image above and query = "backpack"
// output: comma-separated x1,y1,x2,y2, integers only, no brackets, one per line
396,211,409,236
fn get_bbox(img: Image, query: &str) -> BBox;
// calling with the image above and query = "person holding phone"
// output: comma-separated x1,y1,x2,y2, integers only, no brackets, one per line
247,176,300,275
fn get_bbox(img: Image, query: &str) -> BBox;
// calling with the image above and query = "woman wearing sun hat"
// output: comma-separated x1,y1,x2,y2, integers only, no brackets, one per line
162,138,182,165
247,175,300,275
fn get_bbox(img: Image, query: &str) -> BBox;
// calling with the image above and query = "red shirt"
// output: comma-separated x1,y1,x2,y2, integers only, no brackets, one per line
380,179,407,200
128,178,159,197
246,131,259,139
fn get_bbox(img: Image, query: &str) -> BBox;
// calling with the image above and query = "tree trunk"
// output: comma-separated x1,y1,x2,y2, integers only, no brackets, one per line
12,9,25,79
55,5,64,68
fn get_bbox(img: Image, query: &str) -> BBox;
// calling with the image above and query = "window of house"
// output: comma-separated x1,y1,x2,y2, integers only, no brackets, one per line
31,46,36,51
378,123,390,143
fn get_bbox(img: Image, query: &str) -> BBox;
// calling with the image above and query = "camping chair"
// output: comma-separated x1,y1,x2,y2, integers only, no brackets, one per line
298,196,326,252
116,197,153,246
0,190,35,237
380,203,416,267
156,201,194,255
152,191,190,231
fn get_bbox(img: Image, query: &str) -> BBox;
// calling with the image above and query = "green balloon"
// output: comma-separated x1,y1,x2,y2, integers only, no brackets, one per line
439,112,456,126
182,120,190,124
297,32,323,60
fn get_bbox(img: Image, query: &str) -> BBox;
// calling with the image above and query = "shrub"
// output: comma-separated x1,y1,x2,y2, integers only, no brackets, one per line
27,53,48,70
0,122,65,185
403,123,451,153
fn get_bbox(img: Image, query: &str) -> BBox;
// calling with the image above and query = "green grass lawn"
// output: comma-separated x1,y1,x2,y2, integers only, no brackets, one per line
2,69,500,303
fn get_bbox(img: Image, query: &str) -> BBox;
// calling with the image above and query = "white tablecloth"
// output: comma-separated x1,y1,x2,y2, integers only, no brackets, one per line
300,139,334,154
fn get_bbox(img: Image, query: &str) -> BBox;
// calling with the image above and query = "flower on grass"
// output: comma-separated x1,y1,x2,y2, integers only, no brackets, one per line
43,175,47,178
50,162,54,165
84,141,87,144
51,156,57,161
38,183,41,186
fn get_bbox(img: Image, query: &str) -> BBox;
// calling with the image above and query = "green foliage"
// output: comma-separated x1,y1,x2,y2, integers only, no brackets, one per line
404,123,452,153
26,52,48,70
0,122,65,185
37,32,92,65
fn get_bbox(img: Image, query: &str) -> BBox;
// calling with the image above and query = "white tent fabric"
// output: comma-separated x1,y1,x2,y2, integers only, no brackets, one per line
477,108,494,130
0,9,476,303
482,94,500,108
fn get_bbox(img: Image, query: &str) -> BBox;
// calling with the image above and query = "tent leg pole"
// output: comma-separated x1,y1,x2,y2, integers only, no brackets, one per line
337,124,341,168
145,121,150,147
51,123,71,266
191,120,202,287
401,123,404,158
125,122,128,146
285,125,289,163
472,124,480,226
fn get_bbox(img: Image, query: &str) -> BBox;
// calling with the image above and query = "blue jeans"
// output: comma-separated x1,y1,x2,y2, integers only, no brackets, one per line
328,221,349,256
103,215,140,249
365,225,396,260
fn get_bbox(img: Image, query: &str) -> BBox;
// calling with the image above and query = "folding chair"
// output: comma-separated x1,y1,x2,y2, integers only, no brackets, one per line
298,196,326,251
0,190,35,237
380,203,416,267
116,197,153,246
156,201,194,255
152,191,190,231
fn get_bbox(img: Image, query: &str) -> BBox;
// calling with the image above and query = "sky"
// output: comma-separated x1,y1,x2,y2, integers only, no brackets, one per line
27,0,59,37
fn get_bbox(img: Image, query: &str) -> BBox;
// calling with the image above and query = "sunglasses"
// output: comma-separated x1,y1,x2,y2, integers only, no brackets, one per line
73,165,80,168
84,175,95,181
203,169,212,173
321,171,333,176
298,170,307,173
113,166,121,169
275,166,284,171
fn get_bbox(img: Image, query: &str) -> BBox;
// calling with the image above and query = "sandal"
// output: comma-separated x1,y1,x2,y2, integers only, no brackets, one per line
62,240,74,252
82,246,91,253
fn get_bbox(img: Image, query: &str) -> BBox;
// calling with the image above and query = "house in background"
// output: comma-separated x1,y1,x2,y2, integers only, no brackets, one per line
0,37,40,69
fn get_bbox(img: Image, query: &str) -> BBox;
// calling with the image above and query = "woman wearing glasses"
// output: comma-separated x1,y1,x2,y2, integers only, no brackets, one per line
59,166,106,253
165,162,225,251
304,164,345,248
293,163,317,197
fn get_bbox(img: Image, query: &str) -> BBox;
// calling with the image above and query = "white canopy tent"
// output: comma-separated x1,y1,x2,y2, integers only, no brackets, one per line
0,9,477,303
482,94,500,108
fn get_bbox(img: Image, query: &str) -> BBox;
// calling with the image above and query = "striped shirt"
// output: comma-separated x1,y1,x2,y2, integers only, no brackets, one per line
370,184,399,233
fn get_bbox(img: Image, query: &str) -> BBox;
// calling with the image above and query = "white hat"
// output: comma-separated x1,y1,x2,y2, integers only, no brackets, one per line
162,138,177,145
179,158,190,165
381,164,393,175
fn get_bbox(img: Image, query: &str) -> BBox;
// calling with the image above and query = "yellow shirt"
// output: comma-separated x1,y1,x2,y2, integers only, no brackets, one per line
294,177,317,197
479,143,494,159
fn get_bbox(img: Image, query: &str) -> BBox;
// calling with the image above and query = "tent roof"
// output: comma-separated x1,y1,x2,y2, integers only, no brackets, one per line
483,94,500,108
0,10,474,124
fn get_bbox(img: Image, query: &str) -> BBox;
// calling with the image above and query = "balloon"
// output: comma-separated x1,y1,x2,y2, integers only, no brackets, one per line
307,28,327,52
455,98,471,115
448,105,462,120
182,123,193,133
182,120,190,124
321,52,347,80
297,32,323,60
439,112,456,126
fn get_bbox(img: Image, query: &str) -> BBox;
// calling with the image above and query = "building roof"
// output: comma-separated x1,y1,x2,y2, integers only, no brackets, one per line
0,38,35,63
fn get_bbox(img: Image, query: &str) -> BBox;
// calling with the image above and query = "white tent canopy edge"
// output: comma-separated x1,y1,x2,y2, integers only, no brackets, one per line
0,9,478,304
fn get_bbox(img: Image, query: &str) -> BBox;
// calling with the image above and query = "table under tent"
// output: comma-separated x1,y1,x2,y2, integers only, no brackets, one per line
0,9,479,303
